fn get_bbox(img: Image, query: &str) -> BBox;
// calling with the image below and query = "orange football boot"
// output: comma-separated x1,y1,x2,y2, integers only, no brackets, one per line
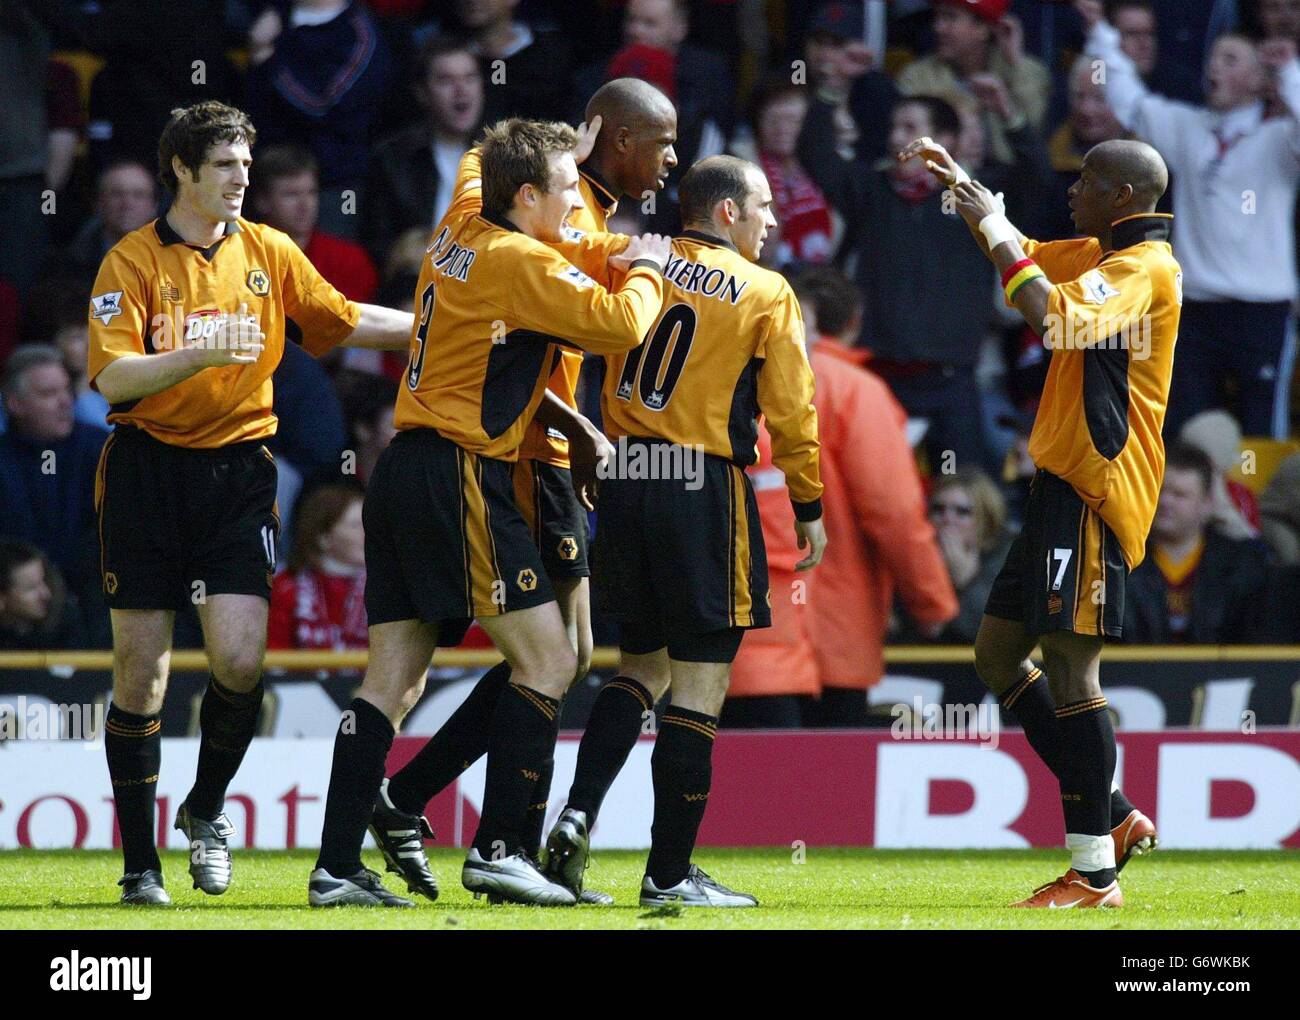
1011,869,1123,908
1112,809,1158,872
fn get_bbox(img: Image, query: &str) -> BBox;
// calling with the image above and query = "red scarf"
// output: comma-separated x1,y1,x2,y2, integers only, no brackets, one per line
290,569,369,650
759,153,834,264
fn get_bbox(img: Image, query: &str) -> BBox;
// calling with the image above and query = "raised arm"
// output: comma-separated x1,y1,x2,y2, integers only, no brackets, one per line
1076,0,1197,160
896,136,1024,259
1261,38,1300,163
950,180,1051,335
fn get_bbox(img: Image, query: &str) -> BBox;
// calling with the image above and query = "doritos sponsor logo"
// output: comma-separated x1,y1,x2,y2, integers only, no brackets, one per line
183,309,224,343
90,291,124,326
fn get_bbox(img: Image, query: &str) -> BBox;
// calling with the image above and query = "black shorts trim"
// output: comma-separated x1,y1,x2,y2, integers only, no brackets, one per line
618,617,745,663
984,470,1127,638
363,429,553,641
96,425,279,611
511,458,590,579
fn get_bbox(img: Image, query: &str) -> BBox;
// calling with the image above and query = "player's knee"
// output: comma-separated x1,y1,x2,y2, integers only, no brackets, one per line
973,639,1017,695
210,647,265,692
112,665,167,716
642,669,672,703
518,644,577,699
1047,669,1100,706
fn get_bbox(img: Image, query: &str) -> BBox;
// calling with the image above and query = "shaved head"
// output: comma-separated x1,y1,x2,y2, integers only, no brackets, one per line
582,77,678,199
1086,139,1168,208
585,77,676,134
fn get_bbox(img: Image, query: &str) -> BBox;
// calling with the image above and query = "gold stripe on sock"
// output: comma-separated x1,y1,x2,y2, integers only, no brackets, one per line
1002,667,1043,710
510,683,557,722
663,715,717,741
1055,697,1109,720
606,680,652,713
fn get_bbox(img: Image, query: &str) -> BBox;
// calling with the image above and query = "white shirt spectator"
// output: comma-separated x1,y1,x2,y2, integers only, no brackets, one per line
1087,20,1300,303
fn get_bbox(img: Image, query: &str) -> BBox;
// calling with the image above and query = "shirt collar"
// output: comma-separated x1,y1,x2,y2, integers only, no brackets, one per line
154,216,241,251
1108,212,1173,250
679,229,737,253
579,166,620,214
1214,101,1264,137
481,211,522,234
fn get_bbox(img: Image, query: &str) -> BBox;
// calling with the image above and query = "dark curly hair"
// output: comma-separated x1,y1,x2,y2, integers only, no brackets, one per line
157,101,256,195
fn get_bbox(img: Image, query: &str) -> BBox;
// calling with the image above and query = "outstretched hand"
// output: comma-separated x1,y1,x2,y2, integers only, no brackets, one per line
897,136,960,185
951,179,1004,229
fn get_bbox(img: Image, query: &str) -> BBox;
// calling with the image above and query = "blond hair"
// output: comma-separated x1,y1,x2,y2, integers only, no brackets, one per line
931,468,1007,552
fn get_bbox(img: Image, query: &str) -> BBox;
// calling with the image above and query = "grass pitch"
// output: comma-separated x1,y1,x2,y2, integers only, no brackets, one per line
1,848,1297,929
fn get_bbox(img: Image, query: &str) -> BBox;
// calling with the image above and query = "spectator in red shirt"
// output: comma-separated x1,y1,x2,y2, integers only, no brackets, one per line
268,484,368,650
752,79,837,271
249,144,378,304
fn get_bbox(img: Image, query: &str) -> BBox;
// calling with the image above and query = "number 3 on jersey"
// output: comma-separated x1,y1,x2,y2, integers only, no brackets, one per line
407,281,435,389
614,303,697,411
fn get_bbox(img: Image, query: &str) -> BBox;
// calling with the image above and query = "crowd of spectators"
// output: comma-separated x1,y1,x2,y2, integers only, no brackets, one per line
3,0,1300,655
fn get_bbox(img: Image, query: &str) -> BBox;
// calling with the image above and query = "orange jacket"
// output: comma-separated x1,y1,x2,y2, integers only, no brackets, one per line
729,426,820,697
807,341,957,689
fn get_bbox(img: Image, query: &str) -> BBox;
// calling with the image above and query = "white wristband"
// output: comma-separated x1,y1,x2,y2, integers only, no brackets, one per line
979,212,1017,250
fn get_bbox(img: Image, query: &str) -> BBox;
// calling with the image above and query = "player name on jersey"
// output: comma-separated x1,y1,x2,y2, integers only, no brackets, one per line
662,253,749,304
428,226,477,283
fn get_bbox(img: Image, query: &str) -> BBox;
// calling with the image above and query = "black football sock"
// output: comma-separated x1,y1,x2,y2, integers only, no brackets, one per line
521,725,559,855
185,676,263,820
105,704,163,874
567,676,654,824
316,698,394,877
472,683,560,858
645,706,717,890
1056,697,1118,888
386,661,510,815
1109,784,1136,828
999,667,1063,773
1001,668,1136,829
